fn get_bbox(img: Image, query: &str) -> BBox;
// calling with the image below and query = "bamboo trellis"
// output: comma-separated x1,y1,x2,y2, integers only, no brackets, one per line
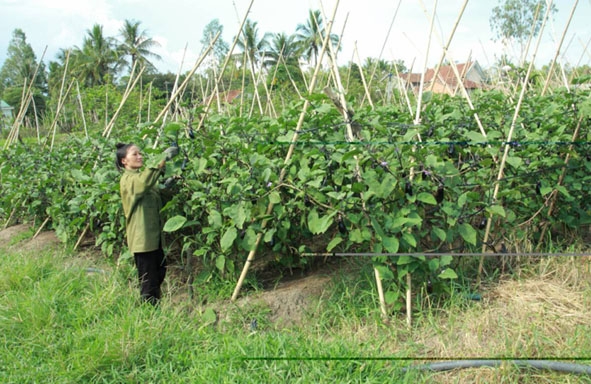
4,46,47,149
231,0,341,301
478,0,556,279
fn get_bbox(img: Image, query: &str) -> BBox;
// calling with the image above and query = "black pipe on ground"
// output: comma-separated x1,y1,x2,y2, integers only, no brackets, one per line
403,360,591,375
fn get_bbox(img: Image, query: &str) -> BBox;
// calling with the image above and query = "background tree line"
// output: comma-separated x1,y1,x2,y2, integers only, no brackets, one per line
1,1,589,137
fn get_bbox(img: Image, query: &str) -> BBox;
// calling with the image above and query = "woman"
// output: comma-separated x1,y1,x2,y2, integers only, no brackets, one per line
115,143,178,305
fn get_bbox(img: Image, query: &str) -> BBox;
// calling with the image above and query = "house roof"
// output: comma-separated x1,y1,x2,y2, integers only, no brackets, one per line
0,100,14,110
204,90,241,105
400,62,482,89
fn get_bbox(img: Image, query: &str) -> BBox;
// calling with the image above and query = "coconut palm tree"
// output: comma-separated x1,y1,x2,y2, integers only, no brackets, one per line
118,19,161,75
73,24,119,86
295,9,339,66
236,19,270,72
265,32,300,68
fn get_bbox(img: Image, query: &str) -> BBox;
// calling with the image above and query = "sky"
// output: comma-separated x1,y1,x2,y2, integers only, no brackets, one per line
1,0,590,75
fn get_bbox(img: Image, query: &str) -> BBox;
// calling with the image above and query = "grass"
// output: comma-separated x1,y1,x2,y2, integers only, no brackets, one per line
1,237,591,383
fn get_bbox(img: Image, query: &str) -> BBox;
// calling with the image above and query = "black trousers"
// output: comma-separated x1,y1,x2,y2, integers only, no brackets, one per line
134,248,166,305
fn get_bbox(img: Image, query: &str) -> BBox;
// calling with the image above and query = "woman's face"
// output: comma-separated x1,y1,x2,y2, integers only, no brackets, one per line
121,145,143,170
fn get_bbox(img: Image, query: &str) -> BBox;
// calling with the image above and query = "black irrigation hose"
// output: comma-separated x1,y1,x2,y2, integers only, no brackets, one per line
402,360,591,375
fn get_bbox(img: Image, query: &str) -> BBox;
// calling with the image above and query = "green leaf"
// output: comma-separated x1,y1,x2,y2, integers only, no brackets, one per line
438,268,458,279
505,156,522,168
341,149,362,162
486,205,506,218
349,228,364,243
464,131,488,144
208,210,223,229
384,290,399,305
457,192,468,207
307,209,335,235
417,192,437,205
397,256,412,265
215,255,225,271
241,228,257,251
432,227,447,242
327,237,343,251
458,223,477,245
370,216,386,239
375,265,394,280
402,233,417,248
269,191,281,204
428,258,440,272
203,307,217,324
382,236,399,253
439,255,453,267
195,158,208,175
540,186,553,196
163,122,183,137
220,227,237,252
264,228,276,243
163,215,187,232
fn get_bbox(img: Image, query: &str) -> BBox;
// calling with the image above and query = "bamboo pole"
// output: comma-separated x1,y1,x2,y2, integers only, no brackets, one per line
478,1,554,280
365,0,402,97
75,80,88,139
31,96,40,144
74,223,90,251
147,81,153,122
519,1,543,67
239,49,248,116
414,0,437,126
443,54,488,137
321,1,388,319
537,115,584,246
4,46,47,148
541,0,579,96
137,78,143,124
406,273,412,327
354,43,374,109
33,217,50,239
231,0,340,301
195,0,255,133
47,48,73,150
279,54,304,99
417,0,487,139
390,52,414,116
49,80,75,151
399,0,438,327
420,0,469,94
103,64,145,138
3,206,18,229
374,268,388,321
171,43,188,121
152,31,220,128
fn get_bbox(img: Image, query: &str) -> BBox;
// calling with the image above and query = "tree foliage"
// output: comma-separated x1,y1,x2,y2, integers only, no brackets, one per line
200,19,229,62
0,29,47,97
295,9,339,66
118,19,162,75
490,0,557,47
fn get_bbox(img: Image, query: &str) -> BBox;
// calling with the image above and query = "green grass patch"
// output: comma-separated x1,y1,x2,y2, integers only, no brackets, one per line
1,246,591,382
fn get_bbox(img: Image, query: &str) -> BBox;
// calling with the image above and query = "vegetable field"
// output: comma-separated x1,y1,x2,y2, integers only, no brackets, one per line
2,86,590,312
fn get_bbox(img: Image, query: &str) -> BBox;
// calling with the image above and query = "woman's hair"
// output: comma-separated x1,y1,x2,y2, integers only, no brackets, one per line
115,143,134,171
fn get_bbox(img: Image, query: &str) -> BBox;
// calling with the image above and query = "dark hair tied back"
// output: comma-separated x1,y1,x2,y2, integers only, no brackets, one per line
115,143,133,171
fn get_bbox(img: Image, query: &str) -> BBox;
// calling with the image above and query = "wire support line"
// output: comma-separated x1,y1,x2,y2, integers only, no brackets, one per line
253,139,591,147
299,252,591,257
